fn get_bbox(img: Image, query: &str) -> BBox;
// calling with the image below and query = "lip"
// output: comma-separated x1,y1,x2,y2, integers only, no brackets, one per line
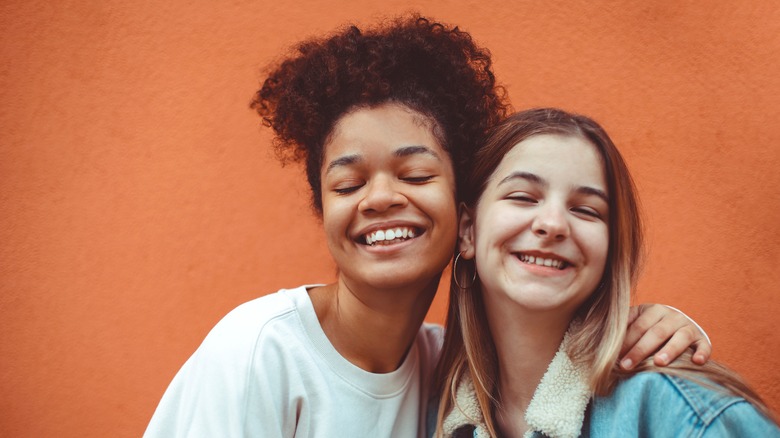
353,220,426,244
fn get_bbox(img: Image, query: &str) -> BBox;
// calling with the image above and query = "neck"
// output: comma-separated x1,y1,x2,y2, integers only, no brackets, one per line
485,297,573,437
309,274,440,373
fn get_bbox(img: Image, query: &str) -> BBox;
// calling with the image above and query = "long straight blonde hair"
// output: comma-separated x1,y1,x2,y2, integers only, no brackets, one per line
434,108,775,437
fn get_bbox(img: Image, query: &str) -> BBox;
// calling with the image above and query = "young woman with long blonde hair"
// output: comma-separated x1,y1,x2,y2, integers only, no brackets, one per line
435,108,778,437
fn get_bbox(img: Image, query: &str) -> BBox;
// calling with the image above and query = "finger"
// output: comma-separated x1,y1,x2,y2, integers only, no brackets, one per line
620,323,675,370
652,326,698,366
663,305,712,355
621,304,664,356
691,339,712,365
626,305,641,326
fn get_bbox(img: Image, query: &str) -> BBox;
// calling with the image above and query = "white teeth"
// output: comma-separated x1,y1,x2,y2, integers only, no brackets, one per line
364,227,417,245
519,253,567,269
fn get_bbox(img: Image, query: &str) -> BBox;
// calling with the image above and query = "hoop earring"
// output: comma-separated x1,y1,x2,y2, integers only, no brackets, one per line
453,252,477,289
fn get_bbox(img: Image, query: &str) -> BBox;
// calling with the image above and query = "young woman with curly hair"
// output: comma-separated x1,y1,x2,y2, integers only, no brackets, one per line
435,108,778,437
145,16,711,438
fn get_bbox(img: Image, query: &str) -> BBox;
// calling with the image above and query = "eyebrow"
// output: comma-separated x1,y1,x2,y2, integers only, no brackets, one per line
498,171,546,188
393,145,441,160
324,145,440,174
576,186,609,203
325,154,361,173
498,171,609,203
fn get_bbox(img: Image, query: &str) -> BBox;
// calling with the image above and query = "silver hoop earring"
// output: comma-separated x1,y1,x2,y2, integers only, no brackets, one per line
453,252,477,289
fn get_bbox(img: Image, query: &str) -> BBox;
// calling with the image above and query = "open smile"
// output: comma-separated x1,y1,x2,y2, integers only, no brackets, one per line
515,252,571,270
361,226,423,246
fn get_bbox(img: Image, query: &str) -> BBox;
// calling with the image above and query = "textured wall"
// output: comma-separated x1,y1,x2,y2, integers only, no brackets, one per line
1,1,778,436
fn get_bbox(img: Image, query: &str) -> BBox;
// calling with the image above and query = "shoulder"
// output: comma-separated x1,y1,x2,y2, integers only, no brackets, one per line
609,372,742,421
144,286,317,437
198,286,303,351
175,285,321,377
213,287,300,330
418,322,444,354
592,372,779,436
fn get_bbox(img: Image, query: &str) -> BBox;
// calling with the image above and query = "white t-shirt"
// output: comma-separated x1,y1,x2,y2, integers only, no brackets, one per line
144,285,443,437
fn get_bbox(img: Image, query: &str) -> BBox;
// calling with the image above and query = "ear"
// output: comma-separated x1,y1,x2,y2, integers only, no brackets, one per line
458,202,476,260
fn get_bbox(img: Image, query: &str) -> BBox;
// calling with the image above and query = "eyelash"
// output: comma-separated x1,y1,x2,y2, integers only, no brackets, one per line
334,184,364,194
508,195,537,203
402,175,434,183
332,175,434,195
509,195,603,219
572,207,602,218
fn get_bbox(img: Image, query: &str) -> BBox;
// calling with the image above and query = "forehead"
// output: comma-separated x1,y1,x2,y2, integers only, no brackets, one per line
491,134,605,186
323,103,445,158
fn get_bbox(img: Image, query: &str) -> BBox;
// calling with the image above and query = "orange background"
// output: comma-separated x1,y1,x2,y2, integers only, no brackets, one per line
1,1,778,436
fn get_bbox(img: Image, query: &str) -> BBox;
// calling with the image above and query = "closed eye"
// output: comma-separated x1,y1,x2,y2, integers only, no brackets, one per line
402,175,435,184
571,206,602,219
507,194,538,204
334,184,364,194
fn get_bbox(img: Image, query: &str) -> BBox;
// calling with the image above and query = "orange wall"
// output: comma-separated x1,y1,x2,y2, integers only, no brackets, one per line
1,1,778,436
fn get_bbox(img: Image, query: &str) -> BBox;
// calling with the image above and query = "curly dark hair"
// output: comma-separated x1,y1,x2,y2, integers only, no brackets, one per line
251,14,509,212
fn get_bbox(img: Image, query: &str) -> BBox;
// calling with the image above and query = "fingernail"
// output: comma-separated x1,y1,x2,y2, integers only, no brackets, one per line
657,353,669,365
621,358,633,369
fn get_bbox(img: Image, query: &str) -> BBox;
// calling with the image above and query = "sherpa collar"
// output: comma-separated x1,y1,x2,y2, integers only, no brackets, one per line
441,330,591,438
440,374,491,438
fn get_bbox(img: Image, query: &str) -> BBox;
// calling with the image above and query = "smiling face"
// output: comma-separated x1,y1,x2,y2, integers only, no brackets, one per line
320,102,458,293
460,134,609,320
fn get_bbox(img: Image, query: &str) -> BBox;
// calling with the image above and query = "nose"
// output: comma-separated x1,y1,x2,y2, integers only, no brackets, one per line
358,175,407,213
531,203,570,241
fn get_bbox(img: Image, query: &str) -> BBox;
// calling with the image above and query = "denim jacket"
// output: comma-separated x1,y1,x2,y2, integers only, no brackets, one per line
436,332,778,438
585,372,778,437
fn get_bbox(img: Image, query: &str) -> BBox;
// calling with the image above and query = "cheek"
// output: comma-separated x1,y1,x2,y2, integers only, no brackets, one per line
587,225,610,270
473,208,518,263
428,188,458,232
321,199,349,241
484,207,530,245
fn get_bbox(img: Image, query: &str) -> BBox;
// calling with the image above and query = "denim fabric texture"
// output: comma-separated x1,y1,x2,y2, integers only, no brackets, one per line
582,372,779,438
434,371,779,437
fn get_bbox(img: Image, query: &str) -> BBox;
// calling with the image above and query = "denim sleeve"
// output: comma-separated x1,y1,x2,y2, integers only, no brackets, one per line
702,400,780,437
590,372,780,437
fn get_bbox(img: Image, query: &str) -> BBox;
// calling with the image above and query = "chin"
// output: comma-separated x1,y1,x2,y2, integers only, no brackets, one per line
502,291,576,312
375,274,437,291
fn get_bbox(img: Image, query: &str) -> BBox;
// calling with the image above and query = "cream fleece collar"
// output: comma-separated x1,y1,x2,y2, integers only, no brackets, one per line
441,331,591,438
